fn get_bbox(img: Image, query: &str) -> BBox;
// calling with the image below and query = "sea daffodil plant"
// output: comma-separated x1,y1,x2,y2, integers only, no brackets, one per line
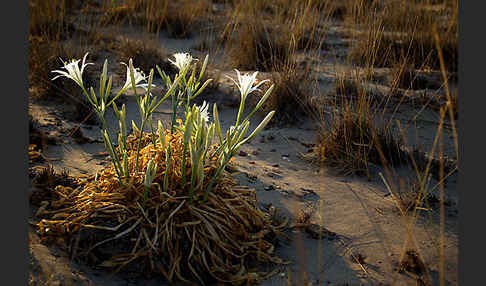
52,51,275,205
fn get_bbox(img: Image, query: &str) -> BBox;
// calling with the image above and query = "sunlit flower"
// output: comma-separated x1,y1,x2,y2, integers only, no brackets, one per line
227,69,269,100
120,60,148,92
51,52,93,88
168,52,194,73
199,101,209,124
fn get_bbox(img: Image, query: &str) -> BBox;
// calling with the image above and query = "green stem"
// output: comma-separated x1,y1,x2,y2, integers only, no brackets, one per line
149,118,156,147
234,96,246,127
163,144,172,192
99,114,123,183
170,95,178,134
202,159,228,202
80,85,95,107
135,119,147,172
181,142,188,189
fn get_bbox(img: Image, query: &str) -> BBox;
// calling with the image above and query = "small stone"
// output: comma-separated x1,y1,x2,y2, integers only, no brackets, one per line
249,161,255,164
238,150,247,156
301,188,316,195
267,172,282,179
270,148,277,152
272,164,279,167
264,185,275,191
305,224,336,240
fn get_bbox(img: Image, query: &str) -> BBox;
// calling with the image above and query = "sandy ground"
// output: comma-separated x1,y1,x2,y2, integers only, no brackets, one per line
28,17,458,286
28,90,458,286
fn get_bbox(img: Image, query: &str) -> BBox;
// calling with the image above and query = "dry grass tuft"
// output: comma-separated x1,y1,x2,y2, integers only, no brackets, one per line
31,165,77,193
34,131,288,285
260,66,313,125
387,62,442,91
113,38,173,75
226,19,291,72
164,0,211,38
316,94,406,176
29,0,73,41
123,0,211,38
334,71,366,98
347,0,458,76
29,36,63,100
224,0,325,71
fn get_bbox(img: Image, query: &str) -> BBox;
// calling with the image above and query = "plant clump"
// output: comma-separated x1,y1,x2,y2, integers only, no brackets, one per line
34,51,287,285
316,96,406,176
35,131,288,284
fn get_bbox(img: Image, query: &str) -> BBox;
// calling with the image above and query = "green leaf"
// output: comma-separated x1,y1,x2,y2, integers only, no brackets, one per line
113,102,120,119
242,84,274,124
150,73,182,113
236,111,275,149
213,103,223,145
129,59,138,97
197,54,209,82
90,87,98,105
105,75,113,103
99,59,108,101
146,69,154,96
190,79,213,100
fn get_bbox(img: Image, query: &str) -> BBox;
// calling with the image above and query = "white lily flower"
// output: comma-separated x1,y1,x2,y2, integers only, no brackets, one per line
199,101,209,124
52,52,93,88
227,69,269,100
120,61,148,92
168,52,194,73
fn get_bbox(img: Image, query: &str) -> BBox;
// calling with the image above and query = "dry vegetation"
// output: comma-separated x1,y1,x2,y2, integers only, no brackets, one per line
316,90,406,177
32,131,288,284
112,37,173,75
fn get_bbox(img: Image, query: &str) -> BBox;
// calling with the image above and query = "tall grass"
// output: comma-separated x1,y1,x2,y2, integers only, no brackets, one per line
29,0,70,41
121,0,212,38
113,37,172,75
316,82,405,177
224,0,326,71
346,0,458,76
222,0,329,124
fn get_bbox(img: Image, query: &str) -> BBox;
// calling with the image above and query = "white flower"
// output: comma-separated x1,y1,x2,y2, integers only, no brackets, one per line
51,52,93,88
120,60,148,92
199,101,209,124
227,69,269,100
169,52,194,73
